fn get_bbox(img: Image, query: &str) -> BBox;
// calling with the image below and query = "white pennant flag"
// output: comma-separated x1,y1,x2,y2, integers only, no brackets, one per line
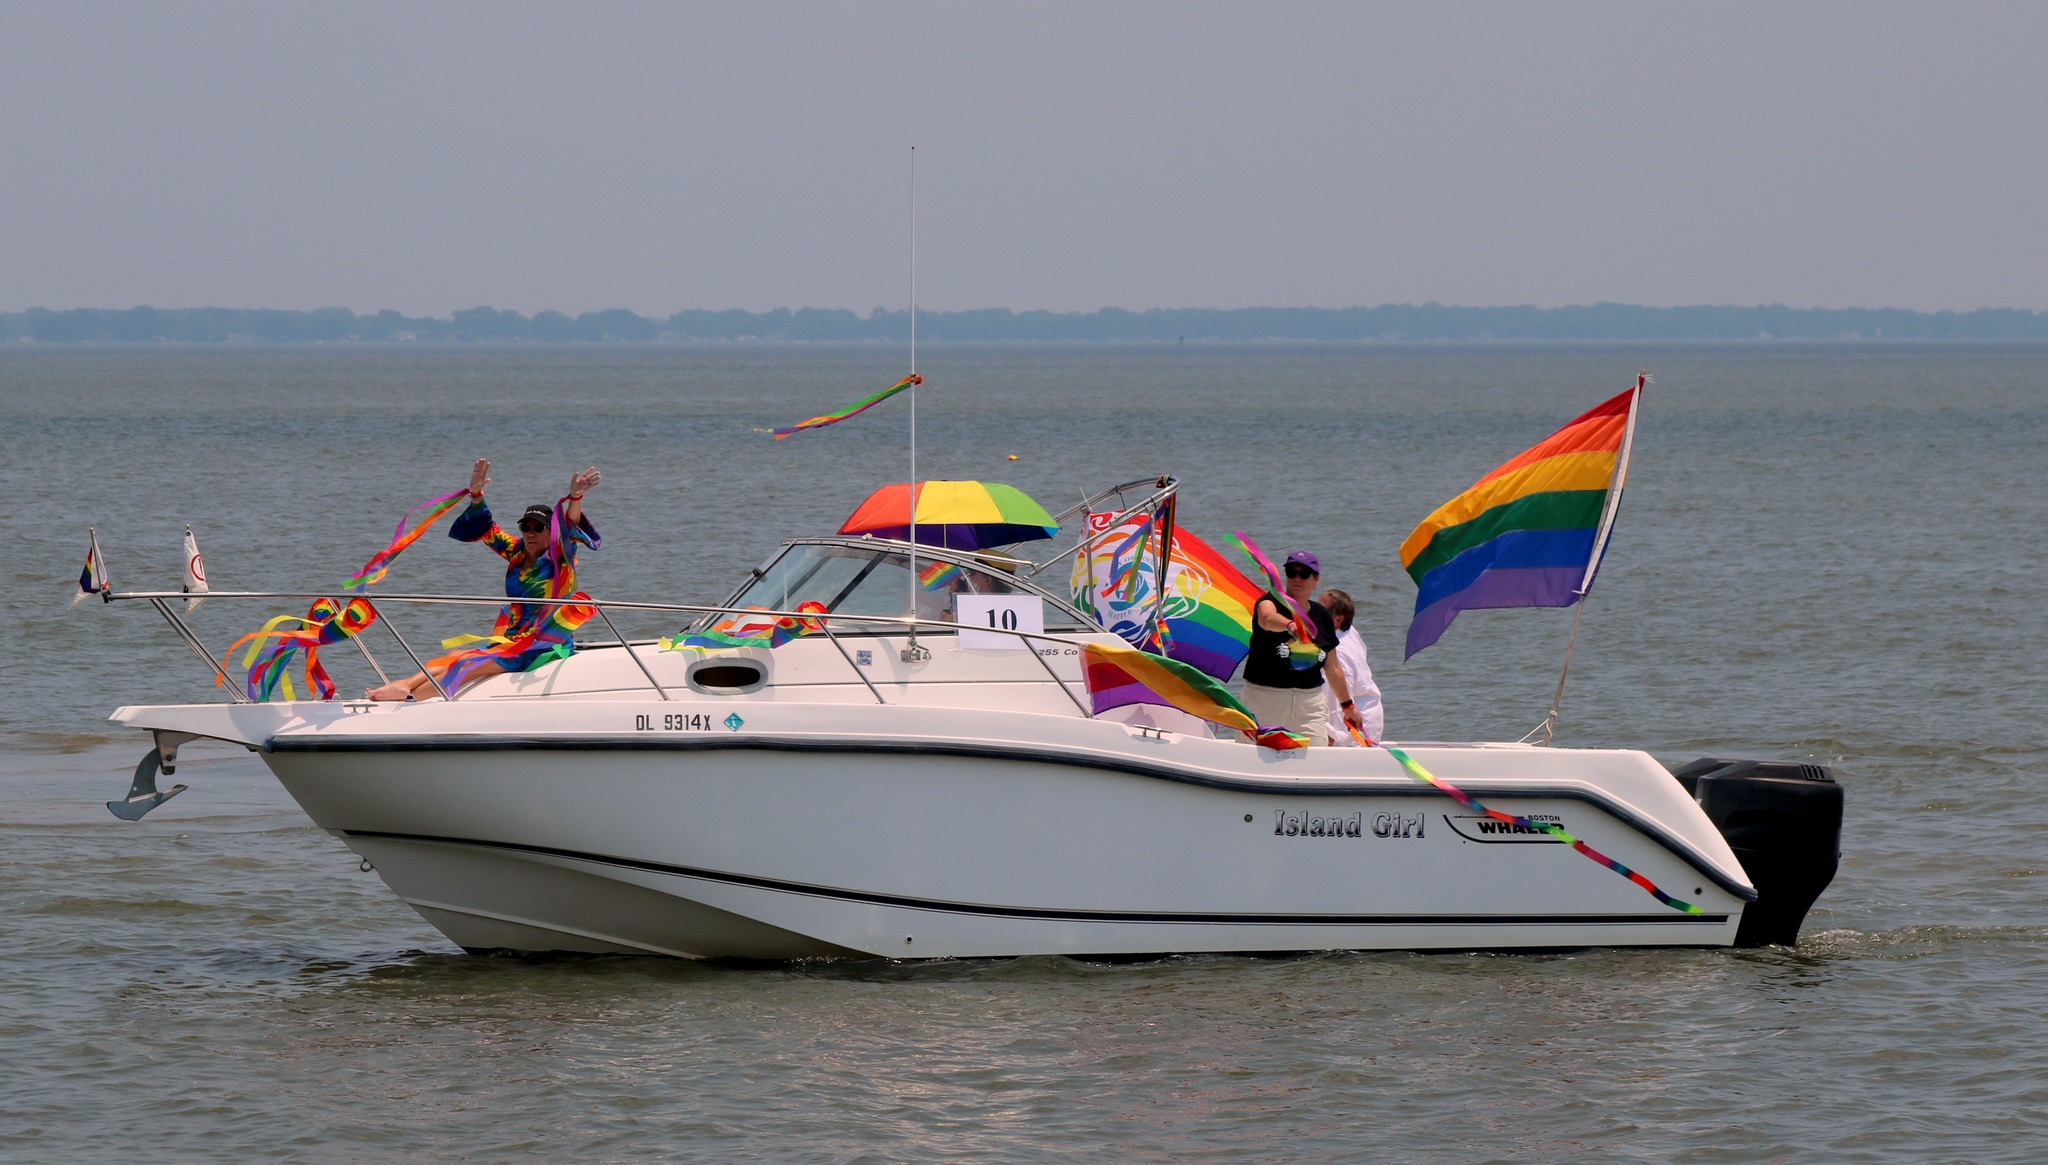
72,529,110,607
181,524,208,612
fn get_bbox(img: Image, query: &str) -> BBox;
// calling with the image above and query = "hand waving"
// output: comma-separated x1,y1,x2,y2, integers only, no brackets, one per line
468,458,491,495
568,467,602,499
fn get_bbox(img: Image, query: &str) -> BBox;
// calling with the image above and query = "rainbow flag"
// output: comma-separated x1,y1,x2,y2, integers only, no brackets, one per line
774,374,921,439
71,530,109,607
918,560,963,591
1082,641,1310,749
1399,378,1641,658
1070,513,1261,682
1157,527,1263,681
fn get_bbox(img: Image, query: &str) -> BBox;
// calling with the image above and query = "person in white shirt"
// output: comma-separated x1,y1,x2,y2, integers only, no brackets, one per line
1319,589,1384,745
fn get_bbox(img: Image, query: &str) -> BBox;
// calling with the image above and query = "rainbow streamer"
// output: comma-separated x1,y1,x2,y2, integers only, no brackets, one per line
773,374,921,439
1082,641,1310,750
918,560,963,591
1381,744,1704,914
221,596,376,702
1399,379,1640,658
1252,726,1315,750
1228,531,1321,671
344,488,471,591
225,482,467,701
662,601,829,653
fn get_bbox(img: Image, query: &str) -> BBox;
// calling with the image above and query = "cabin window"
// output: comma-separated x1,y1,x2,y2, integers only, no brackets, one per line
710,543,1090,629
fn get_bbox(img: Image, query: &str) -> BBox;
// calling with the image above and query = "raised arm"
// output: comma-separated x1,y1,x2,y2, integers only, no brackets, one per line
563,466,601,527
560,466,603,551
449,458,520,559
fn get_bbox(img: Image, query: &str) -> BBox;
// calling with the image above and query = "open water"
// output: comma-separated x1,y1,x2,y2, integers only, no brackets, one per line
2,343,2044,1162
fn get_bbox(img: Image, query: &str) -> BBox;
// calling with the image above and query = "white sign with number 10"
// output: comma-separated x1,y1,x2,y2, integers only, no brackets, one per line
955,595,1044,650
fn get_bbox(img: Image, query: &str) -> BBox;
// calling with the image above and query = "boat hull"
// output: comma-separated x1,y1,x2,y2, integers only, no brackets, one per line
264,736,1747,959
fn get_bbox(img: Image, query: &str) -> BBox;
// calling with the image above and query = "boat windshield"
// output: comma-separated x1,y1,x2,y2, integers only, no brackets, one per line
721,543,1088,629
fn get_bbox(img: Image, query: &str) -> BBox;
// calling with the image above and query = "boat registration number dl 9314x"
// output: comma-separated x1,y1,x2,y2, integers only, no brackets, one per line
636,713,720,731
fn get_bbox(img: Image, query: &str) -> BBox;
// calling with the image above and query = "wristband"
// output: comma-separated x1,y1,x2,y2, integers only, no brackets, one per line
1340,699,1355,709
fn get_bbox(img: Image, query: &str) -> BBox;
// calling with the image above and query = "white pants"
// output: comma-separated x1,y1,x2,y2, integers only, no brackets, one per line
1241,682,1328,745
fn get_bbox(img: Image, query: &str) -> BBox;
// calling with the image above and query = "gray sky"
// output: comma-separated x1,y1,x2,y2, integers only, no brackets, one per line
3,2,2042,315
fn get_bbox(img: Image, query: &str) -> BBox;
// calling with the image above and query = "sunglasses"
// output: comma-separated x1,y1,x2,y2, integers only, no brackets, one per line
517,519,548,533
1283,565,1316,579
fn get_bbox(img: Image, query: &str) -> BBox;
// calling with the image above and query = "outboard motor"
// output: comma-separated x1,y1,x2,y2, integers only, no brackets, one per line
1668,758,1843,947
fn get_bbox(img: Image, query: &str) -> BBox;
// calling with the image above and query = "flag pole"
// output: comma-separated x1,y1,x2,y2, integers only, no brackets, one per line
902,146,928,661
1146,493,1178,646
1540,372,1646,746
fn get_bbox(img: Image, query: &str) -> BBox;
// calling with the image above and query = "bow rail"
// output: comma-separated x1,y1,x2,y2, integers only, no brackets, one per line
99,586,1098,713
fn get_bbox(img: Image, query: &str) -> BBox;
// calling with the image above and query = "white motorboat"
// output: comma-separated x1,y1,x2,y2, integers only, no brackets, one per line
98,479,1842,960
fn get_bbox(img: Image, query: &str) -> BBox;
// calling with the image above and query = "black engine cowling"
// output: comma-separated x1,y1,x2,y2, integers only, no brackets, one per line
1668,758,1844,948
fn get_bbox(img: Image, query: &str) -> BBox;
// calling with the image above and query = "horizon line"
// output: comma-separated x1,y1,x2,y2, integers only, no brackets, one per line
9,302,2047,344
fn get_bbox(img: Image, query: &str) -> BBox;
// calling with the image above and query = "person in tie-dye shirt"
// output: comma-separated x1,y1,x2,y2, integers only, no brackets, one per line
366,459,602,700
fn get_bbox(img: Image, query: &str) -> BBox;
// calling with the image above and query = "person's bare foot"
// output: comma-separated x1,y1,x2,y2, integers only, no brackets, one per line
365,681,413,701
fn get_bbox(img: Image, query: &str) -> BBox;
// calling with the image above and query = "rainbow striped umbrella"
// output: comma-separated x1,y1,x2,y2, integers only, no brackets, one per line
839,481,1059,550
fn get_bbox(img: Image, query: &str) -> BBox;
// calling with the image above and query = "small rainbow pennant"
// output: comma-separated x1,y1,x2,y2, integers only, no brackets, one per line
71,530,109,607
918,560,963,590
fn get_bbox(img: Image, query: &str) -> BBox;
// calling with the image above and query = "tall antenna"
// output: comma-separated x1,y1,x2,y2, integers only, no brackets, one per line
903,146,927,661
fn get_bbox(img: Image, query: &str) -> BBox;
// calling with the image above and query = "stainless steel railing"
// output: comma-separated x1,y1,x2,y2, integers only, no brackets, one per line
98,587,1100,713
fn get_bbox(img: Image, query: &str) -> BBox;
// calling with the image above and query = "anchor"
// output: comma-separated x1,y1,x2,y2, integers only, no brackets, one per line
108,731,195,821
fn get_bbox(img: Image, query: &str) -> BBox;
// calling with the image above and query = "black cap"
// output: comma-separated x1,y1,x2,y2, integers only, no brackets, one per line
519,505,553,529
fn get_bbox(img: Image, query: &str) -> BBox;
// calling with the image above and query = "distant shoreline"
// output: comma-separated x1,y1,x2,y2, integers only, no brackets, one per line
7,303,2048,344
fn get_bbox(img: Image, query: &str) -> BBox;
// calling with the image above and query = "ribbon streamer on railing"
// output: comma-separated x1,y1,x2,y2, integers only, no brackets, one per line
221,596,375,702
660,601,830,653
224,484,471,701
1379,744,1704,914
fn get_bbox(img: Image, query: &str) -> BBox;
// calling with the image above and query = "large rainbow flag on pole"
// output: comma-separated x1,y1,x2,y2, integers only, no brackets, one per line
1398,376,1643,659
